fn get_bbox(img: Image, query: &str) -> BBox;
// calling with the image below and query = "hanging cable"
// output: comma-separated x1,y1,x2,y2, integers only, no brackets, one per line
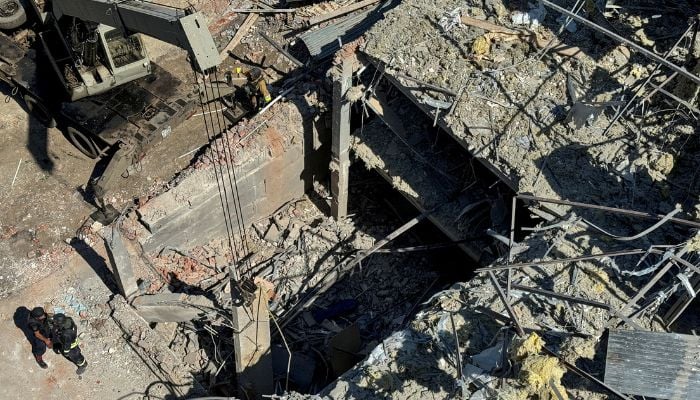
194,70,240,281
210,69,254,276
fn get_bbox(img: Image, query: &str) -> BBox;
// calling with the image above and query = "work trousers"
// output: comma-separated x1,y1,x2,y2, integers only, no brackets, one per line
31,336,47,357
62,345,86,367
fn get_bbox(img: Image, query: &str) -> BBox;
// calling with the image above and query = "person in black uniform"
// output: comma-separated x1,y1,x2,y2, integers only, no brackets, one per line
27,307,52,369
52,313,88,375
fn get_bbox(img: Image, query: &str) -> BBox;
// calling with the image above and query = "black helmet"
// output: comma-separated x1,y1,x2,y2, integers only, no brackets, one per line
30,307,45,318
249,68,262,81
53,313,66,325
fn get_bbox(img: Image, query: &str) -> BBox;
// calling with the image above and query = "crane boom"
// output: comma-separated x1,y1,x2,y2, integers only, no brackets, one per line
50,0,219,72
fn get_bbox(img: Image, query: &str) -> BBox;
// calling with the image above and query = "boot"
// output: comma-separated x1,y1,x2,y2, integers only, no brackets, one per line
35,355,48,369
76,361,88,375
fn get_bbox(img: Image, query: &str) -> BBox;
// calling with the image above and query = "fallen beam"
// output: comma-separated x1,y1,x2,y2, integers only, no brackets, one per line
132,293,215,322
220,13,259,62
233,287,273,398
330,59,352,219
308,0,381,27
105,226,140,300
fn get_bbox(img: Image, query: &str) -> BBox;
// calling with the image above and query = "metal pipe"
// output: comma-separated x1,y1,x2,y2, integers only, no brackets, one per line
475,249,650,273
517,194,700,229
511,284,611,310
540,0,700,85
488,271,526,337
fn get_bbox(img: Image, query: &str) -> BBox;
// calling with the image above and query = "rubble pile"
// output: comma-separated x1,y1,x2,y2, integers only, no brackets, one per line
119,168,455,394
320,218,698,399
361,0,700,217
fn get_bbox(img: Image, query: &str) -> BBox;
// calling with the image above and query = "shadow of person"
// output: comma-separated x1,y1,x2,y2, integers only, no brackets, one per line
13,306,37,357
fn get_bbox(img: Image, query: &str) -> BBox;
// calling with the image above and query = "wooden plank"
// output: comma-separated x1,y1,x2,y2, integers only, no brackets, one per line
220,13,259,62
308,0,380,26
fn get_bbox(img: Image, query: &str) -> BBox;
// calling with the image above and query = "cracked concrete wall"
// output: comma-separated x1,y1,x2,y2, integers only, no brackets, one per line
137,143,309,253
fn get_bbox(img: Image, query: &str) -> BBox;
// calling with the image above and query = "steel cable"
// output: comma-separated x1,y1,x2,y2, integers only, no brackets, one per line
194,70,239,280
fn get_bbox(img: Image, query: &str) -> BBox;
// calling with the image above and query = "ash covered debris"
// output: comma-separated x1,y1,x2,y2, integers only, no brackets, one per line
319,217,700,400
360,0,700,218
110,173,451,395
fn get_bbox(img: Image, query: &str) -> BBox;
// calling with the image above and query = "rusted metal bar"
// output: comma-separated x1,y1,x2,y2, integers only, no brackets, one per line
487,271,525,337
603,21,696,135
476,249,649,273
259,32,304,67
639,71,678,105
612,261,676,324
511,284,611,310
507,196,517,297
517,194,700,229
541,0,700,85
647,82,700,115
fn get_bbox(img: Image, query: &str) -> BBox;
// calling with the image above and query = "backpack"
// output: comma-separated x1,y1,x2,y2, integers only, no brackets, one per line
53,317,77,348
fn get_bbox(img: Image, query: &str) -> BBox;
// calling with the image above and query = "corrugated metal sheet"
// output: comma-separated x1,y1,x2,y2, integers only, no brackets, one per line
605,329,700,400
299,0,397,60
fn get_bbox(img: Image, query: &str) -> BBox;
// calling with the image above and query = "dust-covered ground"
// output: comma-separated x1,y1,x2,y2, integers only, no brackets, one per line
0,242,192,399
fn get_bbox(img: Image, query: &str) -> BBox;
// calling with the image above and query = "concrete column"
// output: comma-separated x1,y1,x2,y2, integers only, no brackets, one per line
233,286,273,398
105,226,139,300
330,58,353,220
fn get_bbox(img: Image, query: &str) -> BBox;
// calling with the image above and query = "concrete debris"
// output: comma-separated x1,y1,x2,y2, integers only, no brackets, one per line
132,293,216,323
511,3,547,28
317,217,697,399
2,0,699,398
361,0,699,217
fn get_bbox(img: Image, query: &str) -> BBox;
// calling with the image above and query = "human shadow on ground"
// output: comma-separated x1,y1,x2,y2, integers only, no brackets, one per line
13,306,36,358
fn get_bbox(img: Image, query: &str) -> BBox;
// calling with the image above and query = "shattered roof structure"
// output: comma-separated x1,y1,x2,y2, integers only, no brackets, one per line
360,0,700,218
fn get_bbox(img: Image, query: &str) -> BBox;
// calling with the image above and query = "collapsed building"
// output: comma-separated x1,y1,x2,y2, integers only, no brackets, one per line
2,0,700,399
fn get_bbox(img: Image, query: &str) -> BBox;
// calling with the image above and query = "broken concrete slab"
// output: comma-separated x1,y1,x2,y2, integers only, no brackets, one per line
132,293,215,323
135,98,327,253
233,287,274,398
104,226,139,300
109,294,205,396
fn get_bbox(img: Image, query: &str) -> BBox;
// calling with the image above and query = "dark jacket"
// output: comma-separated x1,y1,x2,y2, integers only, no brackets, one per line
27,315,52,338
53,317,78,349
